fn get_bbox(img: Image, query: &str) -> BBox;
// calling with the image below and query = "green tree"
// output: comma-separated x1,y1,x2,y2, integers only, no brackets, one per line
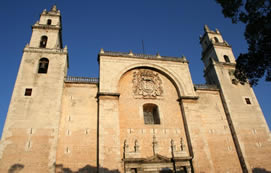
215,0,271,85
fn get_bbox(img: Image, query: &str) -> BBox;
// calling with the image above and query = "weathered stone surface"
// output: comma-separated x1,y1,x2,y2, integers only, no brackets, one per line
0,6,270,173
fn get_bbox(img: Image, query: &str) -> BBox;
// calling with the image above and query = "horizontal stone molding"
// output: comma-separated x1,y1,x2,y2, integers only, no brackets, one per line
99,50,188,63
194,84,219,91
178,96,199,101
23,47,68,55
97,92,120,98
32,25,61,30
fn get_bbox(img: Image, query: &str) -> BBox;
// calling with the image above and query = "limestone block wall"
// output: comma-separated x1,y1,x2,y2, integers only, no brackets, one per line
0,50,68,173
39,14,60,26
56,83,98,172
213,64,271,171
98,53,195,172
212,46,236,63
29,29,61,49
118,69,189,159
98,95,122,172
184,89,242,173
99,53,196,97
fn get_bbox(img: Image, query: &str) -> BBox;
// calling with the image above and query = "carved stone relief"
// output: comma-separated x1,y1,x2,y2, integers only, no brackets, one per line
132,69,163,98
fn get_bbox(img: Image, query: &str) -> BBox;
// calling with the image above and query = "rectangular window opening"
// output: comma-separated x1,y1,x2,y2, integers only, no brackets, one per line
25,88,32,96
245,98,251,104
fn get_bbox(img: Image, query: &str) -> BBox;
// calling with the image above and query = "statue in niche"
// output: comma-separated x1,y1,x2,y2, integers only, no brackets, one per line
132,69,163,98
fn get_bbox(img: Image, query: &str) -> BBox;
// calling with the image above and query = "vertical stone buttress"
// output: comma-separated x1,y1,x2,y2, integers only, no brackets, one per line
0,5,68,173
97,91,122,172
200,25,271,172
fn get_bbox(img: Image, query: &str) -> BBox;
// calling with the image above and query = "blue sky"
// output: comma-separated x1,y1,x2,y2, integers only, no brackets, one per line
0,0,270,136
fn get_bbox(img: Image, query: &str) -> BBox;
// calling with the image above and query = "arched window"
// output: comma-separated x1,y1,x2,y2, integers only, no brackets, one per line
47,19,52,25
38,58,49,74
40,36,48,48
224,55,230,63
143,104,160,124
214,37,219,43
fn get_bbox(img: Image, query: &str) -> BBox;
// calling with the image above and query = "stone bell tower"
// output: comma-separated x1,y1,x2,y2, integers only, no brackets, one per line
0,5,68,173
200,25,271,172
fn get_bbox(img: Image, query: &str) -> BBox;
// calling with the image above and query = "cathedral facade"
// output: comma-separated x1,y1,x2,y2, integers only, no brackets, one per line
0,5,270,173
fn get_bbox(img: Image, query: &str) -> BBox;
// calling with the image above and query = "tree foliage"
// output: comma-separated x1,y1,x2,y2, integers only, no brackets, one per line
216,0,271,85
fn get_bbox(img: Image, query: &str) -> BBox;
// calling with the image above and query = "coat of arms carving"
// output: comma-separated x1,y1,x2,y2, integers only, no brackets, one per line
132,69,163,98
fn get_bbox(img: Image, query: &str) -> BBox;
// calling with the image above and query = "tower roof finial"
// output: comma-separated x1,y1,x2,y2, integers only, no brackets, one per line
204,25,210,32
51,4,57,12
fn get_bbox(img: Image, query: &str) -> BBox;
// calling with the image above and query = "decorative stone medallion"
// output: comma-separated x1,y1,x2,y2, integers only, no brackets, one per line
132,69,163,98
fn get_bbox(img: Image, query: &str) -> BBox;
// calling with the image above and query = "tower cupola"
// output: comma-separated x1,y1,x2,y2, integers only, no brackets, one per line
29,5,63,49
200,25,235,68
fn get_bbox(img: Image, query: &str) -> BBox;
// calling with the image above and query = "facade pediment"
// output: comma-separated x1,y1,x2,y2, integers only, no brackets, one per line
124,154,192,163
143,154,171,163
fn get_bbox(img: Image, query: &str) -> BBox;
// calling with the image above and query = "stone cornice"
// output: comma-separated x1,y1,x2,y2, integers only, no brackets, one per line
41,13,60,17
213,61,236,68
98,50,188,64
194,84,219,91
213,42,231,48
32,24,61,30
178,96,199,101
201,42,231,60
97,92,120,98
204,60,235,77
23,47,68,55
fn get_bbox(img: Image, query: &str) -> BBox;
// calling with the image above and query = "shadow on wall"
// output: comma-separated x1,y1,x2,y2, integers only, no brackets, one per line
7,164,271,173
56,164,120,173
7,164,119,173
253,168,271,173
8,164,24,173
